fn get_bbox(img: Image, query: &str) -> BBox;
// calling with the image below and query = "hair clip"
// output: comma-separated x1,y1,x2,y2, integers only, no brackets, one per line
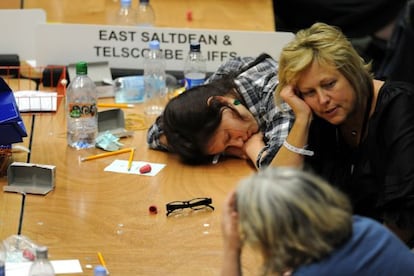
233,99,241,105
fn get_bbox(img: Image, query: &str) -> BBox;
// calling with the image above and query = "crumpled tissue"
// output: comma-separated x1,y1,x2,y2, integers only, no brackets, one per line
96,131,124,151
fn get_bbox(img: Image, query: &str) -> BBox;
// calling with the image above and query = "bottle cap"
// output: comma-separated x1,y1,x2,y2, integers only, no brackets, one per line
190,42,201,52
94,265,107,275
75,61,88,75
149,40,160,50
140,0,150,3
35,246,49,259
121,0,132,5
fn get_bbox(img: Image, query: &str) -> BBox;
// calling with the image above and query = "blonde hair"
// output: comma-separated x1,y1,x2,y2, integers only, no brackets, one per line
275,22,373,109
236,167,352,274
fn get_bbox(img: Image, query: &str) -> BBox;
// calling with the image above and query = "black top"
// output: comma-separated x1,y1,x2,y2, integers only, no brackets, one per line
306,81,414,229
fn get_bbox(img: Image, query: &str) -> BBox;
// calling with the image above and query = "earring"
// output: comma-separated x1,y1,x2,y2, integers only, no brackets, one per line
233,99,241,105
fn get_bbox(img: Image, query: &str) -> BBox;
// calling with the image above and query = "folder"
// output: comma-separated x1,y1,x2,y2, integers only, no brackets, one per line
0,77,28,145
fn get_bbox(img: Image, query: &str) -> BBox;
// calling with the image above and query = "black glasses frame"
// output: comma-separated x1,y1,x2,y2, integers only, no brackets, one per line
166,197,214,216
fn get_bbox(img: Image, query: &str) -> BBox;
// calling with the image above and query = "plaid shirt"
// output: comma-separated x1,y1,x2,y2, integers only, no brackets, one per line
147,55,294,168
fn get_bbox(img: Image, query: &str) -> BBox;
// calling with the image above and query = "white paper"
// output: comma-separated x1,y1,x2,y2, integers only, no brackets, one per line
6,259,83,275
104,159,166,176
51,259,83,273
14,90,58,112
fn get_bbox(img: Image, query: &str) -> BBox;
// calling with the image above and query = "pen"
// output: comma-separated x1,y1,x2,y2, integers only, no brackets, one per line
98,103,135,108
128,148,135,171
97,251,110,275
81,148,132,162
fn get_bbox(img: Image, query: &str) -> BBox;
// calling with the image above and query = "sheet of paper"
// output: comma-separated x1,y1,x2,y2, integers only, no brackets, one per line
14,90,57,112
52,259,83,273
104,159,166,176
6,259,83,275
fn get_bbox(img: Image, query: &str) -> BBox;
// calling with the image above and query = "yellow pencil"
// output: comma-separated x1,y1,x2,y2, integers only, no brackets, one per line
81,148,132,162
97,251,109,274
98,103,134,108
128,148,135,171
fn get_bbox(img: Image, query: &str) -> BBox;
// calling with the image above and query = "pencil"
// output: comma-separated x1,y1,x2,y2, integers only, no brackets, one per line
127,148,135,171
98,103,134,108
97,251,109,274
81,148,132,162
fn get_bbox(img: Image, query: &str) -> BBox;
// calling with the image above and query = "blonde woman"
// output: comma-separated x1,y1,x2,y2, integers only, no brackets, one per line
273,22,414,247
221,167,414,275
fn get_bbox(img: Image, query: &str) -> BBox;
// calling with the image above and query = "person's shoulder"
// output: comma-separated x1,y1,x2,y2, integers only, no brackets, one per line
208,56,256,79
377,80,414,106
352,215,392,233
380,80,414,95
348,216,396,252
351,215,408,248
352,215,383,230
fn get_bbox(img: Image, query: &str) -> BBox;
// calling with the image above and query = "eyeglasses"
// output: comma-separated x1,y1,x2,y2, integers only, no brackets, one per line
166,197,214,216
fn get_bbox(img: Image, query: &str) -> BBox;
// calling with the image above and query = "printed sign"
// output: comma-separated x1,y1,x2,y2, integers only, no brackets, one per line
35,24,294,72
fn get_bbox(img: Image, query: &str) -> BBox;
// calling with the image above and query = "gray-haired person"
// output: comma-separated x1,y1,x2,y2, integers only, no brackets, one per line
221,167,414,275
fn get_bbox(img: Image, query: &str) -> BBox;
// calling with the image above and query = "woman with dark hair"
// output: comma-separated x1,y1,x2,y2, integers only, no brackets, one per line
147,54,294,169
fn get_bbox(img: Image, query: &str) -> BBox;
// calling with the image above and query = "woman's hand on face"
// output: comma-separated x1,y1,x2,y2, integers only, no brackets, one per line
223,132,264,165
221,190,242,276
280,85,313,120
221,190,242,251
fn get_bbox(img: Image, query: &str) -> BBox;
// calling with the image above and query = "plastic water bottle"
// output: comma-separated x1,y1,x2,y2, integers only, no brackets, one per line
0,241,5,276
66,61,98,149
28,246,55,276
184,42,207,89
143,40,167,116
114,0,137,26
136,0,155,27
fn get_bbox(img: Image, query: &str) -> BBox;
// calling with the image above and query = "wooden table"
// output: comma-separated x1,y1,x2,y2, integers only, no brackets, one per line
20,0,275,31
0,97,260,275
1,1,273,273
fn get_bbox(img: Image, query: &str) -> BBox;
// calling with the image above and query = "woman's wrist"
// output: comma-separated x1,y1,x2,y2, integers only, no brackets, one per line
221,246,242,276
295,112,313,129
223,242,242,257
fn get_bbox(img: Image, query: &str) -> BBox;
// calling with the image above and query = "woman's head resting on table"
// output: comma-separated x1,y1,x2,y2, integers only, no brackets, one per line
235,167,353,274
161,76,259,164
276,22,374,126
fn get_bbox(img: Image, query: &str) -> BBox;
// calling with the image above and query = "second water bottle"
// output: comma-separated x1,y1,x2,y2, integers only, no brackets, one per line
143,40,167,116
184,42,206,89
